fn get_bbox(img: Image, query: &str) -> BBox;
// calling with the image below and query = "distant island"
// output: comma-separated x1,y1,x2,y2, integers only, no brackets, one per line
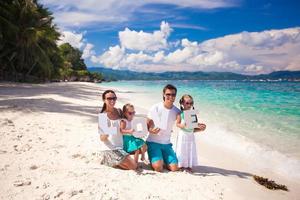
88,67,300,81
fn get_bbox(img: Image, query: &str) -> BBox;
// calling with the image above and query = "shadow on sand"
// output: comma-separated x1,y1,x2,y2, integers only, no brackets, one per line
191,165,252,178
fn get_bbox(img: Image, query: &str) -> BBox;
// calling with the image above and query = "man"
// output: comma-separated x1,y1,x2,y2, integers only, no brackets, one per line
147,84,181,172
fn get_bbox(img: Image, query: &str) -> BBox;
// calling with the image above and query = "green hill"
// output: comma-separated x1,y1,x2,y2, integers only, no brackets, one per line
88,67,300,81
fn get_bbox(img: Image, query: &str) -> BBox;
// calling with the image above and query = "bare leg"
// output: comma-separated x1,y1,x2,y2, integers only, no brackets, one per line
118,162,129,170
117,155,137,170
141,151,145,161
140,144,147,161
151,160,163,172
134,150,139,163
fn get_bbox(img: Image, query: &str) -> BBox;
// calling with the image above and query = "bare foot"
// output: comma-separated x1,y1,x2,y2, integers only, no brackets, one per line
186,167,193,173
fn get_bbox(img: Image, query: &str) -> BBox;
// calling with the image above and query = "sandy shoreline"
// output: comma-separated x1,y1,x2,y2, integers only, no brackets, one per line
0,82,299,200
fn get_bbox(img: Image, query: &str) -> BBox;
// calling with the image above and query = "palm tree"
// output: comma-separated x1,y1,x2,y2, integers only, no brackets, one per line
0,0,62,81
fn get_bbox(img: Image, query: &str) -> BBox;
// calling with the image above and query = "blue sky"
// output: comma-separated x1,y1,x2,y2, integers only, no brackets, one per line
42,0,300,74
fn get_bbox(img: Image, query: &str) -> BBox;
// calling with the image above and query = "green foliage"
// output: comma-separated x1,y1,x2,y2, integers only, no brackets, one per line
59,43,86,71
89,71,103,81
58,61,73,80
0,0,97,82
76,70,89,77
0,0,63,81
56,43,101,82
89,67,300,81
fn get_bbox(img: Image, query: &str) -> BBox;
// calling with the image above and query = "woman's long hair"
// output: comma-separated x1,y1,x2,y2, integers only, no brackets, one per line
100,90,116,113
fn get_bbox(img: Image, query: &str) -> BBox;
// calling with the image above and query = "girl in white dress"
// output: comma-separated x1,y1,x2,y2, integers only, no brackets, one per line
175,94,206,172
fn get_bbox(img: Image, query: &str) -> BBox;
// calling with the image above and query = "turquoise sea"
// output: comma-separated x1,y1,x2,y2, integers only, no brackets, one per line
100,80,300,174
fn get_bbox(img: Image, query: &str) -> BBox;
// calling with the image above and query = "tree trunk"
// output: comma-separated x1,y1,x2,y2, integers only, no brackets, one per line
26,61,37,77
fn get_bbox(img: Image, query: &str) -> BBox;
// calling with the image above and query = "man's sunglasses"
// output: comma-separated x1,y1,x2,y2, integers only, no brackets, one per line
106,97,117,101
165,93,176,97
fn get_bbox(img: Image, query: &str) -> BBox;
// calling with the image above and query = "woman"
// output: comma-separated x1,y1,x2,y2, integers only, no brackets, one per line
98,90,137,170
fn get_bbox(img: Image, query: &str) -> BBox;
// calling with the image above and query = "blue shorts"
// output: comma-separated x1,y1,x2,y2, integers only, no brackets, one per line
146,141,178,165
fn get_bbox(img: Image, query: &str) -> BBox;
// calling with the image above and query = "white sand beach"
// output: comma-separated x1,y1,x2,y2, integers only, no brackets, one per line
0,82,299,200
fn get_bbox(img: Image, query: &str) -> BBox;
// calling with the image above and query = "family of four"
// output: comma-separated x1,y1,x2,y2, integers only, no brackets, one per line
98,84,206,172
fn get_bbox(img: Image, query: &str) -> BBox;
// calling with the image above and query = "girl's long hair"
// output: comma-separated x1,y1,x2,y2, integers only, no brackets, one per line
179,94,194,111
100,90,116,113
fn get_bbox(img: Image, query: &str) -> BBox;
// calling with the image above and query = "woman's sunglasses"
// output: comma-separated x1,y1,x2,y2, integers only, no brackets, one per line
106,97,117,101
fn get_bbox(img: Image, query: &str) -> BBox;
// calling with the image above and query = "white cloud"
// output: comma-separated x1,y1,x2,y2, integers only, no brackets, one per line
54,11,126,27
171,23,208,31
240,29,299,49
169,40,181,48
153,51,165,63
119,21,172,51
165,39,201,64
163,38,225,69
198,27,300,73
189,50,224,66
285,56,300,71
42,0,237,28
90,22,300,74
82,43,95,59
244,64,264,73
124,52,153,66
57,31,96,60
92,45,125,68
160,21,172,38
57,31,84,49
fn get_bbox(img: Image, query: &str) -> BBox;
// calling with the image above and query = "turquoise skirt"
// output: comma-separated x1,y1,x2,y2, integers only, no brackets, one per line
123,135,145,153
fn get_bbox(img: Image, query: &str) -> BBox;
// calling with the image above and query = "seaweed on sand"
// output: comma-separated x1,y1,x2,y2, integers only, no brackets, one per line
253,175,288,191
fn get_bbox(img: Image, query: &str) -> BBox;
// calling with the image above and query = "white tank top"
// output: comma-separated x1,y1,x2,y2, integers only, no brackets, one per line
121,118,132,129
98,110,123,151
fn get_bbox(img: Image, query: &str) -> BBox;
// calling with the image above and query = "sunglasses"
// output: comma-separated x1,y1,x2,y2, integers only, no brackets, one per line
127,111,135,115
165,93,176,97
184,101,194,105
106,97,117,101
